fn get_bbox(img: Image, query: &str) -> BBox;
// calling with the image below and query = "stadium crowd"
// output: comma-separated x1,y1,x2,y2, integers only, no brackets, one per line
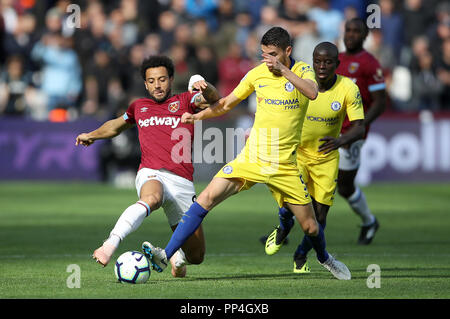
0,0,449,121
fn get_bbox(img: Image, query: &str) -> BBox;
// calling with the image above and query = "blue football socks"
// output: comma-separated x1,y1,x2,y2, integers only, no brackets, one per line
295,222,328,263
164,202,208,259
278,207,294,231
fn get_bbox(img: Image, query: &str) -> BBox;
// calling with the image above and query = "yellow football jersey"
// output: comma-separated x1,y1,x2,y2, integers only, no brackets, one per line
233,59,316,164
299,75,364,159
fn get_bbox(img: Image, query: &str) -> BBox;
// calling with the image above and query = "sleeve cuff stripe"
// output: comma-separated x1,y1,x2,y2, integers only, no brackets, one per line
368,83,386,92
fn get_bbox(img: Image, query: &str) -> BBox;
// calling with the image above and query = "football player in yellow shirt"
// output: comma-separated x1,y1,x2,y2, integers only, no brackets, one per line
141,27,351,280
264,42,365,274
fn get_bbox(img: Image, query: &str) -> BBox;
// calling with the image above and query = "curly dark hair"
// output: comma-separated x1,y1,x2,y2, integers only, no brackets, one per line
260,27,292,50
140,55,175,80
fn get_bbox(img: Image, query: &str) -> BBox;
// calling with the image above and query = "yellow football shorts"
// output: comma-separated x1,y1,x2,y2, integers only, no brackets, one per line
214,154,311,207
297,151,339,206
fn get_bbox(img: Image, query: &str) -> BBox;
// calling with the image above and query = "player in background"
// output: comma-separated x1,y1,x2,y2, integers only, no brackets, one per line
264,42,365,273
262,18,386,249
75,55,220,277
142,27,352,280
335,18,386,244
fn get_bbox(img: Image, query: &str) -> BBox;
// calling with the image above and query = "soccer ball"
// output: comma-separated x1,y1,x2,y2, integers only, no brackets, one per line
114,251,151,284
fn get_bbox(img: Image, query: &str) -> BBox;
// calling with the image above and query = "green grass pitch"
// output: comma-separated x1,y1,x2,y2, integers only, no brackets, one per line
0,181,449,299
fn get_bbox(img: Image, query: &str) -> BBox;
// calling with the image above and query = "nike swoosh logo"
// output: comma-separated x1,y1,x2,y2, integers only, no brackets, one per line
131,252,144,261
259,85,268,88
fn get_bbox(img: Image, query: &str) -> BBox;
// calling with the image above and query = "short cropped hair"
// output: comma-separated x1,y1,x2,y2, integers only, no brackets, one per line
346,18,369,36
261,27,292,50
140,55,175,80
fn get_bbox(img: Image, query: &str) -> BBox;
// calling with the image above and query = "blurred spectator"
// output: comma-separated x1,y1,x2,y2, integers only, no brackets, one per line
291,4,322,65
236,0,266,28
215,0,238,59
379,0,403,62
217,0,235,27
31,32,82,115
330,0,369,19
142,32,161,57
234,11,253,48
3,13,38,71
169,0,191,25
105,5,138,47
218,41,253,97
437,37,450,110
170,43,195,94
184,0,218,31
193,44,219,87
191,18,214,50
366,28,396,73
157,10,177,53
82,47,121,117
307,0,344,43
426,1,450,62
73,2,111,69
402,0,428,48
0,12,5,65
99,105,140,183
255,5,281,40
411,50,443,111
244,31,261,65
0,54,32,116
124,43,147,98
1,0,18,34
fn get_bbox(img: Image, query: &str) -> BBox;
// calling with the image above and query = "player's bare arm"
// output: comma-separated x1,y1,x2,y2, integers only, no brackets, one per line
318,120,365,154
181,93,242,124
364,89,386,126
262,53,318,100
192,80,221,109
75,116,134,146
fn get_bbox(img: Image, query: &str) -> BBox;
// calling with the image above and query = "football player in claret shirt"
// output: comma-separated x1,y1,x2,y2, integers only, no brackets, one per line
335,18,386,245
75,55,220,277
263,42,366,274
141,27,352,280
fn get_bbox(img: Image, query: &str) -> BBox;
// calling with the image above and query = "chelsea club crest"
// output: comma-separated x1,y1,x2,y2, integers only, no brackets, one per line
285,82,294,92
331,101,341,111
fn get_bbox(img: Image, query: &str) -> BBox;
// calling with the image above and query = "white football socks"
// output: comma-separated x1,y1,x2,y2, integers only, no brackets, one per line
104,201,151,250
347,186,375,226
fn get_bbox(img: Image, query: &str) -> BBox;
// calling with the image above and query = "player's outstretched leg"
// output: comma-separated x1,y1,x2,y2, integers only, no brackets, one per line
265,207,295,255
142,201,208,273
93,200,151,267
92,241,117,267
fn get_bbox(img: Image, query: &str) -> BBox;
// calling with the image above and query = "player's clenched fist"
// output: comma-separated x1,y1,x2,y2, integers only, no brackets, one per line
75,133,94,146
181,112,195,124
262,53,284,75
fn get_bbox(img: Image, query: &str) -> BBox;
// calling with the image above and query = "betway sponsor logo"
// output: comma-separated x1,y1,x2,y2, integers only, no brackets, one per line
138,116,180,128
306,116,339,125
264,98,299,110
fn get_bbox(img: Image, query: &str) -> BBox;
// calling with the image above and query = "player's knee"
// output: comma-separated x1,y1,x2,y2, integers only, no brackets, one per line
140,193,162,211
302,220,319,236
